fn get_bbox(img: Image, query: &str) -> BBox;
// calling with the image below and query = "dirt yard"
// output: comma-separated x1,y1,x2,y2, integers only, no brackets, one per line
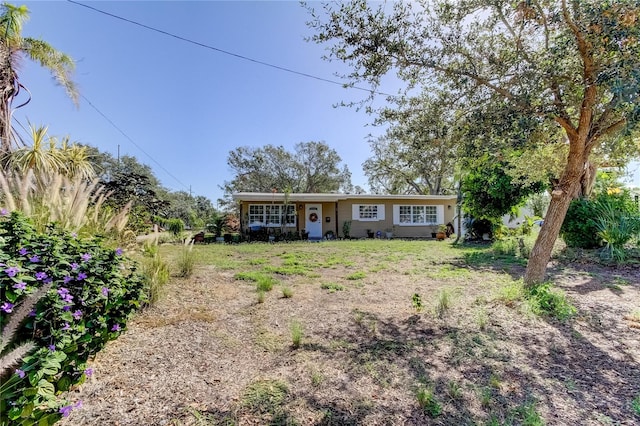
59,240,640,425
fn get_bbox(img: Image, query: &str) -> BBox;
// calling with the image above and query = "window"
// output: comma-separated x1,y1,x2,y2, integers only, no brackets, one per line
359,205,378,219
248,204,296,227
352,204,385,221
396,205,438,225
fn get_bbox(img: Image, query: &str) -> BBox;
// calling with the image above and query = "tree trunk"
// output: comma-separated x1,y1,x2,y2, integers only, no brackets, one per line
524,147,587,285
0,40,15,155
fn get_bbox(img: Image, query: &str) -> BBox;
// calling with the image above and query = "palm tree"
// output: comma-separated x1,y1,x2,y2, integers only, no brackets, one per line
0,3,77,154
7,123,63,174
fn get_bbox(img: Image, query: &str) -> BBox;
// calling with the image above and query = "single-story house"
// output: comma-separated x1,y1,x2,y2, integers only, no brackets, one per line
232,192,458,240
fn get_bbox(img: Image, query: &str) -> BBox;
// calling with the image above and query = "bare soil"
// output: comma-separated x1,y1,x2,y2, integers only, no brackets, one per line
60,241,640,425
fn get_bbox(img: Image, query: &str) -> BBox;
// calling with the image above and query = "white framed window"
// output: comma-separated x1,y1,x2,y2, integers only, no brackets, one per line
394,205,442,226
352,204,385,221
248,204,296,227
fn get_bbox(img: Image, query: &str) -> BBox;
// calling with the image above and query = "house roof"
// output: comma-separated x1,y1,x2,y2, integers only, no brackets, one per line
232,192,458,203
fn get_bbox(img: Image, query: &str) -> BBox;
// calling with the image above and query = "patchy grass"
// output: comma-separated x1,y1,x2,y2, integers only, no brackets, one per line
67,240,640,426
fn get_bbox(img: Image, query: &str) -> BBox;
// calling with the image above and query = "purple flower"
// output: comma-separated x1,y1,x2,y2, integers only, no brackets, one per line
81,253,91,262
115,247,123,256
0,208,7,216
71,263,79,271
101,287,110,296
29,255,40,263
111,324,121,332
77,272,87,281
4,266,19,277
43,277,53,284
15,369,25,378
57,287,69,296
1,302,14,313
84,368,93,377
62,322,71,331
35,271,47,281
18,248,28,256
62,305,71,312
63,275,72,284
29,309,37,317
12,282,26,291
71,232,77,238
59,405,73,417
48,344,56,352
74,400,83,409
73,310,83,319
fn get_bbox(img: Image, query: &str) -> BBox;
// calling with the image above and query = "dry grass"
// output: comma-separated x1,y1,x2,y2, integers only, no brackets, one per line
59,240,640,426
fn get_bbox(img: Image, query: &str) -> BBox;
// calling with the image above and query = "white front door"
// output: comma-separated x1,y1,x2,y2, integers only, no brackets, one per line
305,204,322,240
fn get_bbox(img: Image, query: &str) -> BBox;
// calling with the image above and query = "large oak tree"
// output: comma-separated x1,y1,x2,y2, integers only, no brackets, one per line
308,0,640,284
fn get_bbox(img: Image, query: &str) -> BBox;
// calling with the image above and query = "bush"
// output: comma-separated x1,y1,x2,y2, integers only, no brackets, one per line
167,218,184,236
527,283,576,321
0,212,145,424
560,198,602,248
561,191,640,249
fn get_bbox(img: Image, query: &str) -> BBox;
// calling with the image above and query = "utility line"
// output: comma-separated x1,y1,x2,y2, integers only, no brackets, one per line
80,94,190,192
67,0,393,97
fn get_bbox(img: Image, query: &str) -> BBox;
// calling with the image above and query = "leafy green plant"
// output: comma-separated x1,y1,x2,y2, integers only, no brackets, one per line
321,282,345,293
417,386,442,417
594,201,640,263
346,271,366,280
412,293,423,313
290,319,303,348
446,381,462,401
167,218,185,236
0,211,145,424
527,283,576,321
342,220,352,238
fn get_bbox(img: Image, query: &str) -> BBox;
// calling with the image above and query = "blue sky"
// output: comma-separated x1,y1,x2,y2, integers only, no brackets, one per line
16,1,398,203
13,1,640,204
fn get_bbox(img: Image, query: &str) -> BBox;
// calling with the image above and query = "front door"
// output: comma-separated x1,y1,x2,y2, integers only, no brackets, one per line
305,204,322,241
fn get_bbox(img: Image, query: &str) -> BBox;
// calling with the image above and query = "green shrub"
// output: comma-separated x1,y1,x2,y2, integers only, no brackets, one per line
412,293,423,313
561,191,639,249
167,218,185,236
0,211,145,424
281,286,293,298
594,202,640,263
527,283,576,321
560,198,601,248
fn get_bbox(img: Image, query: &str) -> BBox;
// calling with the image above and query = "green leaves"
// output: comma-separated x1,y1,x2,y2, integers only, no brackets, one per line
0,212,145,424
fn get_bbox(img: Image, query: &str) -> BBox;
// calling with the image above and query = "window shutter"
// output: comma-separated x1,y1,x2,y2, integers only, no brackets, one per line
352,204,360,220
436,205,445,224
392,205,399,225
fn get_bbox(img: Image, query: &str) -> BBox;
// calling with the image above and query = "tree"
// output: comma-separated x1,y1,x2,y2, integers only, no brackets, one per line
308,0,640,284
223,141,352,196
0,3,77,154
462,155,546,222
364,93,461,195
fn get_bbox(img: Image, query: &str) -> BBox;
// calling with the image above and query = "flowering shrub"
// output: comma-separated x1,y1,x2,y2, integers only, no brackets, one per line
0,211,146,424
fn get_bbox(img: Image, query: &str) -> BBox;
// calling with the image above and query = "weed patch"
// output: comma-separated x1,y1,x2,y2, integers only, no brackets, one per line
416,386,442,417
346,271,366,280
321,282,345,292
241,379,289,415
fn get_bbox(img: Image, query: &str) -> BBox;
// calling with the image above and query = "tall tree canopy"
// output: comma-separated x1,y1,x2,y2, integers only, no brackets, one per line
223,141,352,195
0,3,77,154
308,0,640,284
365,92,460,195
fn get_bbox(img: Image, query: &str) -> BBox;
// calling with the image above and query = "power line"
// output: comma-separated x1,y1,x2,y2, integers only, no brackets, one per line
80,94,190,192
66,0,393,97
